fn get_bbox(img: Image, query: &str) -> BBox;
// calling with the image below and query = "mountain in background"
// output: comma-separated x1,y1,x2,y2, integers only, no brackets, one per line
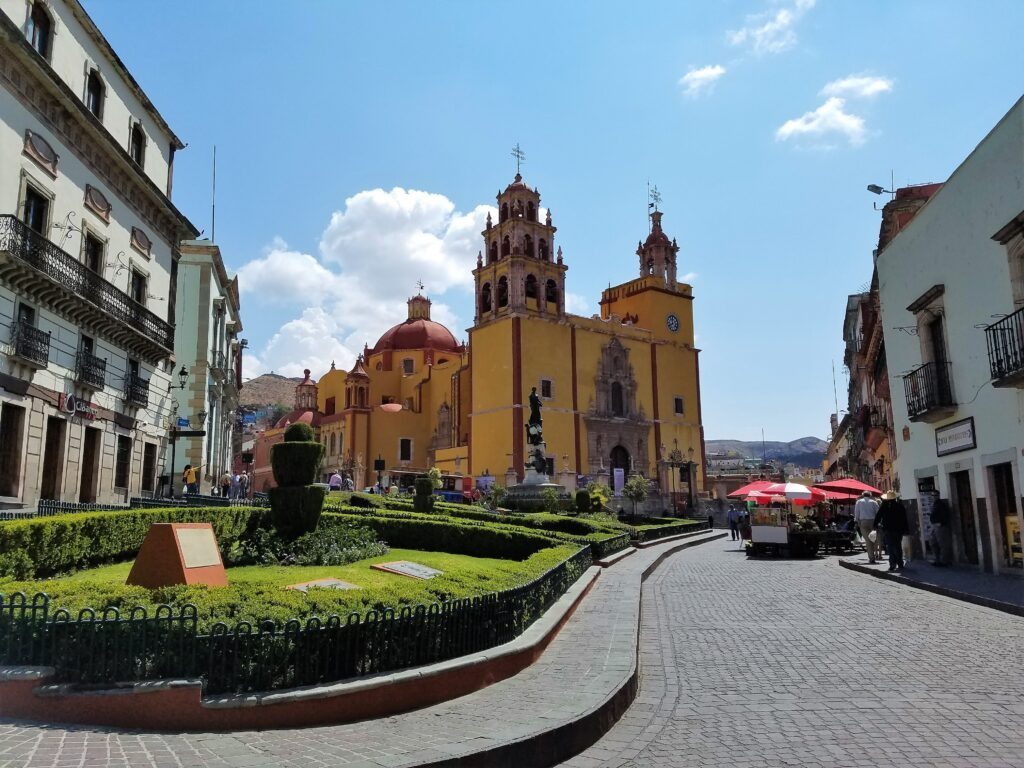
706,437,828,468
240,373,302,409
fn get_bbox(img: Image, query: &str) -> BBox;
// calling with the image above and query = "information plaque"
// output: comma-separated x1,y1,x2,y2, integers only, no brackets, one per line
126,523,228,589
370,560,443,580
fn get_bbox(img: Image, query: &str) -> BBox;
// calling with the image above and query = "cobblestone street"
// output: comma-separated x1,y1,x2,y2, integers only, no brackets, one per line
563,541,1024,768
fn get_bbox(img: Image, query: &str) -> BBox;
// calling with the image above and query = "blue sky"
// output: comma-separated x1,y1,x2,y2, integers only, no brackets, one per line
85,0,1024,442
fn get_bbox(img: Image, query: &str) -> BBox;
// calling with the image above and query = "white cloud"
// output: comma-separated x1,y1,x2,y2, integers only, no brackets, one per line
246,308,358,380
821,75,893,99
680,272,698,284
728,0,816,55
679,65,726,98
236,242,344,306
775,97,866,147
565,292,592,316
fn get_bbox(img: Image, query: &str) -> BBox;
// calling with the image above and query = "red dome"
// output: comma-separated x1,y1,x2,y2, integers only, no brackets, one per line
372,317,460,354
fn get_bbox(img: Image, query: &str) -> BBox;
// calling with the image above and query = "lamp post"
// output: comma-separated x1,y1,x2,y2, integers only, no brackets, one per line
686,446,696,511
661,441,685,516
374,454,385,493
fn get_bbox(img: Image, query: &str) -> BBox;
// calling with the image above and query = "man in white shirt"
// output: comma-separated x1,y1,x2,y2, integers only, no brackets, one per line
853,490,881,563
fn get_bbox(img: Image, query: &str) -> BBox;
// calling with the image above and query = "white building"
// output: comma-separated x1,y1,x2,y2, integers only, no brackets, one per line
0,0,197,506
878,96,1024,574
172,240,242,495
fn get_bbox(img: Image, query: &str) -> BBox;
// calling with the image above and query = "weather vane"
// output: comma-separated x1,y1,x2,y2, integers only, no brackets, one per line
416,279,425,293
649,184,662,212
511,143,525,175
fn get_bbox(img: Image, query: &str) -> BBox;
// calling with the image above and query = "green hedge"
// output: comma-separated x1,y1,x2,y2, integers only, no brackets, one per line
0,507,260,579
271,442,324,486
631,518,707,543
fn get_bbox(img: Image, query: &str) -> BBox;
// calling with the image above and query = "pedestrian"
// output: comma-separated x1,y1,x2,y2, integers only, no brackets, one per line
874,490,909,572
230,472,241,500
182,464,200,495
329,470,343,491
707,513,715,530
239,471,249,499
853,490,881,563
219,470,231,498
929,496,953,566
727,505,741,541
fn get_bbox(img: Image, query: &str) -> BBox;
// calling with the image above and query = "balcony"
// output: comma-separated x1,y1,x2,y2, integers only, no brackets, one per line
75,350,106,390
210,349,227,382
10,320,50,368
903,361,955,423
985,306,1024,387
0,215,173,362
124,372,150,408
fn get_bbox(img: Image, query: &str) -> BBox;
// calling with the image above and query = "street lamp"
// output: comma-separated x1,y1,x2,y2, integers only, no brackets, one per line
866,184,894,195
176,365,188,390
686,447,696,511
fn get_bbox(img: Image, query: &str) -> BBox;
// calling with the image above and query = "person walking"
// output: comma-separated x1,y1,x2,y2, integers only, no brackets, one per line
230,472,241,500
929,496,953,566
182,464,201,495
874,490,910,572
219,470,232,498
727,505,741,541
854,490,881,563
329,471,343,491
239,471,249,500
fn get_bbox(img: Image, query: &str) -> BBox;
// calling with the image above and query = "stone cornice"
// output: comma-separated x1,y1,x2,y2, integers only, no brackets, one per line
0,16,198,245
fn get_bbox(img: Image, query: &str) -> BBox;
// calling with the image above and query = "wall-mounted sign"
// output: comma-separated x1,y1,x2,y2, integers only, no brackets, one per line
936,417,976,457
58,392,97,420
177,417,190,428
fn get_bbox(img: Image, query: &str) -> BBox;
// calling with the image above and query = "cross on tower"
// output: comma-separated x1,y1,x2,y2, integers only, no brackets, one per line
511,143,526,175
649,184,662,212
416,279,425,293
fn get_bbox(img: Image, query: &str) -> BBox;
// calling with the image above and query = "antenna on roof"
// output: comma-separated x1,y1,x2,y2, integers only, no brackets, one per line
211,145,217,242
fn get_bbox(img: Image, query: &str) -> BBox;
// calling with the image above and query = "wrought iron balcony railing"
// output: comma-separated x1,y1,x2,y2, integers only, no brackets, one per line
985,306,1024,385
75,350,106,390
0,215,173,352
903,361,954,421
10,320,50,368
124,372,150,408
210,349,227,373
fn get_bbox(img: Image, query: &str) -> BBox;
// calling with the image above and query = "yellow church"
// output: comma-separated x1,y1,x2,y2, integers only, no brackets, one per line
257,169,705,506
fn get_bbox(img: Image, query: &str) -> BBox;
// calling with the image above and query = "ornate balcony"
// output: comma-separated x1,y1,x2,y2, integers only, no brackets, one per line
124,372,149,408
985,306,1024,387
10,320,50,368
0,215,173,362
75,350,106,390
903,361,955,423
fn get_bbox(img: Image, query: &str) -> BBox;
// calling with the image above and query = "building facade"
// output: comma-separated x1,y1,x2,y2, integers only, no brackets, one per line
0,0,197,507
878,96,1024,573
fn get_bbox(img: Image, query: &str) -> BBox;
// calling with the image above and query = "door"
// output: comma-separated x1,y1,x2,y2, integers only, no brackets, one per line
79,426,101,503
950,470,978,565
929,317,951,402
610,445,630,473
39,416,65,500
990,462,1021,567
0,403,26,497
141,443,156,496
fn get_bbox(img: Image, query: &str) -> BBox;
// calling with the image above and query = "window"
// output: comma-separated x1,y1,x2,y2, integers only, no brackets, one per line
399,438,412,462
83,233,104,273
324,396,336,416
128,358,139,379
402,358,414,375
130,270,147,305
114,435,131,489
540,379,553,399
611,381,624,417
22,185,49,234
545,279,558,304
141,443,156,493
80,334,93,355
498,276,509,308
129,123,146,167
674,396,684,415
17,303,35,328
26,2,51,59
85,70,104,119
525,274,538,300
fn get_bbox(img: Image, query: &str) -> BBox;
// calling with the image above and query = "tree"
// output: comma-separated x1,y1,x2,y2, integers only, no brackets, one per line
586,481,611,510
541,487,562,514
427,466,443,489
488,484,507,511
622,474,649,518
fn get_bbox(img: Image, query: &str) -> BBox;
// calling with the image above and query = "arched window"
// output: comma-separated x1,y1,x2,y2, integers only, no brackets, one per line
345,389,351,409
611,382,624,417
545,279,558,304
489,241,498,263
527,201,536,221
481,282,492,312
330,433,337,455
523,234,533,258
498,276,509,308
85,70,104,119
27,2,51,59
500,203,509,222
501,235,510,257
130,123,146,168
525,274,538,300
539,239,549,261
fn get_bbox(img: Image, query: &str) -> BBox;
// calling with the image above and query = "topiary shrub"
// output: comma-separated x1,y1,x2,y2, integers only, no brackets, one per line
413,476,435,513
575,489,591,514
269,424,326,536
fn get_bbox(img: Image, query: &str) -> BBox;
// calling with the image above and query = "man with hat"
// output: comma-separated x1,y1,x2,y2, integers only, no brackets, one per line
874,490,910,572
853,490,880,563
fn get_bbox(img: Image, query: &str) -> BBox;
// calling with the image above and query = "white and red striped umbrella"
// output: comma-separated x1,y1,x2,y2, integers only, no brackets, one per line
761,482,825,502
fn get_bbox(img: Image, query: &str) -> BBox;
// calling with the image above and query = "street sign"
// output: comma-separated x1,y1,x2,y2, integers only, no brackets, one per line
176,417,190,427
173,429,206,438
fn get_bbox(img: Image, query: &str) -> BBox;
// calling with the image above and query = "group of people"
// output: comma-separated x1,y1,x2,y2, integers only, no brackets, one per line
179,464,251,499
328,471,355,492
853,489,913,571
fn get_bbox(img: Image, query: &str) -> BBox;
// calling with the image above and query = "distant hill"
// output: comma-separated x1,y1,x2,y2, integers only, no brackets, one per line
706,437,828,468
240,373,301,409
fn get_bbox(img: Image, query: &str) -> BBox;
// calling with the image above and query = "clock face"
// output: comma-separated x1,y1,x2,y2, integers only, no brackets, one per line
666,314,680,332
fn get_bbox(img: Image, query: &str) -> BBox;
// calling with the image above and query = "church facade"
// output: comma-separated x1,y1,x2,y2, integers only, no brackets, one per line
253,170,704,503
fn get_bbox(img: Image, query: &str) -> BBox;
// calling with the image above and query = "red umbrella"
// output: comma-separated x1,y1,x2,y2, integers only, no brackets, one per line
727,480,775,499
816,478,882,495
820,489,860,502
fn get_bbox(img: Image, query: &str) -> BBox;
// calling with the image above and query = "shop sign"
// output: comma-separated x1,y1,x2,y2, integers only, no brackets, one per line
935,417,976,457
58,392,97,420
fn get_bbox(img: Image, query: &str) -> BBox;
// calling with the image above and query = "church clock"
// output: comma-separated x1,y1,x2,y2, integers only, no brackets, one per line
666,313,680,332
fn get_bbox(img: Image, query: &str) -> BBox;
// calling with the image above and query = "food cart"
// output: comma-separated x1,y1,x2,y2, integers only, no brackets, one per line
743,483,855,558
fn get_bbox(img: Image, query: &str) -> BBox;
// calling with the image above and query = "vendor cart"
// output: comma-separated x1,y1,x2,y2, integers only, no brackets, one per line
746,506,822,558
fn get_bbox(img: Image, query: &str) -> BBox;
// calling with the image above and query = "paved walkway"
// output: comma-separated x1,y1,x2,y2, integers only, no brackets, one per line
0,533,720,768
841,551,1024,613
562,540,1024,768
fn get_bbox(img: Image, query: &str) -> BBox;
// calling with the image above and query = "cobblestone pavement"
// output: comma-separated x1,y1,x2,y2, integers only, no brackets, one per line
562,541,1024,768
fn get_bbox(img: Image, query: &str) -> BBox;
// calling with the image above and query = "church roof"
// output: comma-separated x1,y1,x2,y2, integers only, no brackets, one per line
371,318,460,354
504,173,533,193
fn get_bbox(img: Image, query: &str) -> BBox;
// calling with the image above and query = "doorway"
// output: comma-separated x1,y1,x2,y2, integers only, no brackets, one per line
610,445,630,473
949,470,978,565
0,403,26,497
79,426,101,503
990,462,1021,568
40,416,65,500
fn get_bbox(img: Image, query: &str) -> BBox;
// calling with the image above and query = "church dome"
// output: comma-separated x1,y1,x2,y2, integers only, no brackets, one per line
371,294,461,354
504,172,533,193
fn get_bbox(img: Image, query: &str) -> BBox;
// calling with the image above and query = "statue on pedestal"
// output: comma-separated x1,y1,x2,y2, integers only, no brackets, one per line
526,386,543,445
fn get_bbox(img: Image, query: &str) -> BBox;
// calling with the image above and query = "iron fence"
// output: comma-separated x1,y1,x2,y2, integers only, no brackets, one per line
985,306,1024,382
902,361,954,419
124,372,149,408
0,546,591,695
10,320,50,367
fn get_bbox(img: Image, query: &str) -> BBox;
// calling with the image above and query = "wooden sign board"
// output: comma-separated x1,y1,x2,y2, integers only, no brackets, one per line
370,560,443,580
286,577,360,593
126,523,227,589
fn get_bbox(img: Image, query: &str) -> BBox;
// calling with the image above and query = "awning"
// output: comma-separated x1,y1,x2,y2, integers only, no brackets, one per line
815,478,882,495
727,480,775,499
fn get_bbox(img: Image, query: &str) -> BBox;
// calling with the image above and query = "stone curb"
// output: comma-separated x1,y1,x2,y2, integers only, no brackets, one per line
838,559,1024,618
634,526,711,549
416,530,727,768
595,546,636,567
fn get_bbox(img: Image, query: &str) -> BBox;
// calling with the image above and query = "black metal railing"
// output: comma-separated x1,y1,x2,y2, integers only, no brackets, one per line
75,350,106,390
903,361,954,419
0,546,591,695
211,350,227,372
124,372,149,408
10,320,50,367
0,215,173,351
985,306,1024,382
